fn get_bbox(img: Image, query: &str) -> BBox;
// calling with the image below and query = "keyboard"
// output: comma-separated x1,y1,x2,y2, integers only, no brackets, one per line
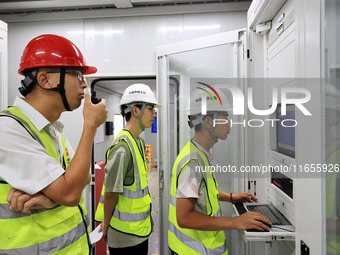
247,205,285,225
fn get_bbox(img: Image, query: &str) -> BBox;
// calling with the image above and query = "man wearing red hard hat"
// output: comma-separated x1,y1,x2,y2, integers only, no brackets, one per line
0,34,108,254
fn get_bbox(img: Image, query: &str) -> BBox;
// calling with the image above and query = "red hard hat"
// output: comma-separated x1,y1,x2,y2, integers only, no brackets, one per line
18,34,97,75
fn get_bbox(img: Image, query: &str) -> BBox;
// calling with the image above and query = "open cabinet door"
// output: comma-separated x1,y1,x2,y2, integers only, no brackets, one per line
156,29,247,255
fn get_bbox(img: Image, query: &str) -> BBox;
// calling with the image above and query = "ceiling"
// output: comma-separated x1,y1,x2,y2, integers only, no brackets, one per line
0,0,250,15
0,0,250,93
93,77,156,95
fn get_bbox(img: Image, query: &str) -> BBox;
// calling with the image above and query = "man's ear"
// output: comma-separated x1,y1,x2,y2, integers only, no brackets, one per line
203,115,213,129
36,71,51,89
132,105,141,117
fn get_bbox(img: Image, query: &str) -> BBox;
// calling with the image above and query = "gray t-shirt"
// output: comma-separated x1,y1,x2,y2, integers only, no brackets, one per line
104,137,149,248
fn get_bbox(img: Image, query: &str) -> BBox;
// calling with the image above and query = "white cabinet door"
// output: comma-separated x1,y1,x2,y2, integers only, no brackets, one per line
156,29,246,255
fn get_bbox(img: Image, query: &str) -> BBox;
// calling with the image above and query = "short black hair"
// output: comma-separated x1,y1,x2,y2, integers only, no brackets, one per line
120,104,142,121
21,67,61,96
188,114,214,132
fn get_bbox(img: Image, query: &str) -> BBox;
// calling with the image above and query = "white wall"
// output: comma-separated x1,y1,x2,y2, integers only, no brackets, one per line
93,87,121,163
0,20,7,110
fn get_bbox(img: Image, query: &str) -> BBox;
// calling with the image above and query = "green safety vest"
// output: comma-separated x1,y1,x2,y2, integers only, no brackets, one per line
95,130,152,237
168,141,228,255
326,147,340,254
0,107,90,254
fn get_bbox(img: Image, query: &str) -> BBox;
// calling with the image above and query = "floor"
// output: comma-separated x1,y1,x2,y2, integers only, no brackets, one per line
148,167,160,255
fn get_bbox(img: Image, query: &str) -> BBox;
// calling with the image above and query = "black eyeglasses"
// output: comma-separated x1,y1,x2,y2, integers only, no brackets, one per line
145,106,156,113
46,70,85,81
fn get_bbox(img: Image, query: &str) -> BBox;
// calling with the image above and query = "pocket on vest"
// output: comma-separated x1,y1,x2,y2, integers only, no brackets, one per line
32,205,78,229
130,195,152,210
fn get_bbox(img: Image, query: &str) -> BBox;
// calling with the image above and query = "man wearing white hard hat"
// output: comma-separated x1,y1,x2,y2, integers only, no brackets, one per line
168,87,271,255
95,83,161,254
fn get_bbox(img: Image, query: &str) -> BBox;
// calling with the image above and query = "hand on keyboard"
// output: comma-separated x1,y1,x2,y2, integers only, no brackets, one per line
247,205,284,225
231,211,272,232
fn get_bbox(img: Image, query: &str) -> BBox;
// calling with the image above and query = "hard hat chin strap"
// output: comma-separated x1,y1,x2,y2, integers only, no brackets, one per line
190,113,219,143
20,67,72,111
123,103,146,132
48,67,72,112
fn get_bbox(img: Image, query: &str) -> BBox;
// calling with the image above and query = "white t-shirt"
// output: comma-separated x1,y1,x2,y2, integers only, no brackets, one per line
0,97,74,194
176,140,213,215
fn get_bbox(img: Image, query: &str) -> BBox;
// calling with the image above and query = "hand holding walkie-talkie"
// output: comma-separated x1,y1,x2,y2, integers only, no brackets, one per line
91,91,102,104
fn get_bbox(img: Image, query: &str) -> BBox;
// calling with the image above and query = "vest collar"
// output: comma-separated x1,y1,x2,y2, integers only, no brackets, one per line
13,97,64,133
191,139,213,162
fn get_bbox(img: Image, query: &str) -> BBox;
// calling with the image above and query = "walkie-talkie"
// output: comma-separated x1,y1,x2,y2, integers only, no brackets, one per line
91,90,102,104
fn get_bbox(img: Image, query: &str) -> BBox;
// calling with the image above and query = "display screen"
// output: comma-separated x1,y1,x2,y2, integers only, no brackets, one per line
277,104,295,158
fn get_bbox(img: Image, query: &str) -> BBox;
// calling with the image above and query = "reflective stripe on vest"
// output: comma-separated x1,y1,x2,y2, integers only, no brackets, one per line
99,185,149,202
168,141,227,255
95,130,152,237
168,222,227,255
0,107,90,254
169,151,222,218
0,220,87,255
0,109,45,148
0,203,61,219
113,210,150,222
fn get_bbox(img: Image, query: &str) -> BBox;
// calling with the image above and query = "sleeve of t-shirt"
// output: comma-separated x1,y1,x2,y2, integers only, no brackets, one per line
0,118,65,195
104,141,131,193
176,160,202,199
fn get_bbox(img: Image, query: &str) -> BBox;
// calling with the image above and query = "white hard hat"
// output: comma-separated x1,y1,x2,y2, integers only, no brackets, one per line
186,87,232,116
186,85,232,143
120,83,161,107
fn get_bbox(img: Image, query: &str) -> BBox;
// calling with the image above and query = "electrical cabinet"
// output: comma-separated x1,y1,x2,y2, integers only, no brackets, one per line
246,0,325,254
